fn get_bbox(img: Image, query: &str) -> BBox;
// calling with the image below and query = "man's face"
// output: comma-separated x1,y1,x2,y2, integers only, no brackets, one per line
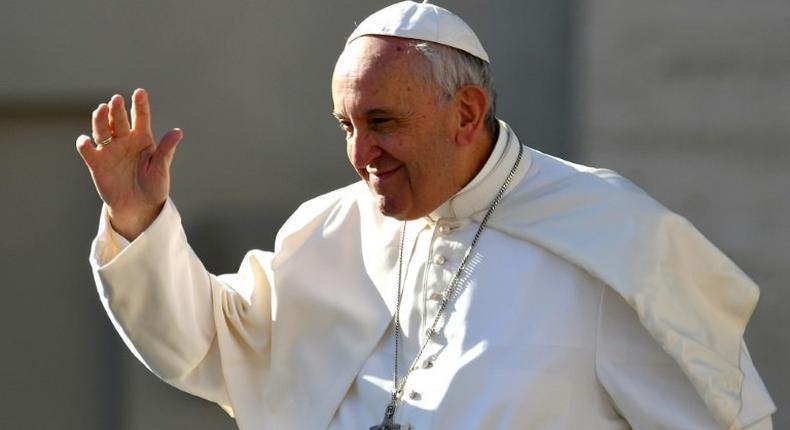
332,36,462,220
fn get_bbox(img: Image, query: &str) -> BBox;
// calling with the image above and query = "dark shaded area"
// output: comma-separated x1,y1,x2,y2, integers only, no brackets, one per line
0,113,123,429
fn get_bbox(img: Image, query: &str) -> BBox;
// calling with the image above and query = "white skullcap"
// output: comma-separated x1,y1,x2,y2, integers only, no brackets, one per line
347,1,490,63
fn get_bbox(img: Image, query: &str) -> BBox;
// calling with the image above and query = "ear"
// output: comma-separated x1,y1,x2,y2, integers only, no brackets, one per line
453,85,489,147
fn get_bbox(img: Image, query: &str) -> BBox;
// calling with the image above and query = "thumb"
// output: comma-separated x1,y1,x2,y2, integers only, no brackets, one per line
155,128,183,167
75,134,97,166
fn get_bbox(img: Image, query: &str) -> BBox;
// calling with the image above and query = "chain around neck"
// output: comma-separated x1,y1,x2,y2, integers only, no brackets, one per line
384,143,525,424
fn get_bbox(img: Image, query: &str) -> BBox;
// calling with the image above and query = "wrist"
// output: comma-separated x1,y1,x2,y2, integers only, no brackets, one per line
107,201,165,241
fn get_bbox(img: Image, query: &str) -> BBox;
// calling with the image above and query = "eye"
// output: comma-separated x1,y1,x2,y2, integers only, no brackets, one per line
337,121,353,134
369,117,393,130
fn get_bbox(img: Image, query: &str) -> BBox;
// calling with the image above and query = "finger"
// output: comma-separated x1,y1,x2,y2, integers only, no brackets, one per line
155,128,183,167
92,103,111,142
131,88,152,134
109,94,131,137
76,134,97,165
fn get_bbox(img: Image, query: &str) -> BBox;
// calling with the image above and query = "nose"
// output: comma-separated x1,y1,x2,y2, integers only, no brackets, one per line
347,130,383,169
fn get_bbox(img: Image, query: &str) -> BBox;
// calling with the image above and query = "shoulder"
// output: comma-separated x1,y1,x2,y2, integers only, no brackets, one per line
288,181,368,226
528,148,654,199
499,147,673,227
273,181,370,258
493,148,705,276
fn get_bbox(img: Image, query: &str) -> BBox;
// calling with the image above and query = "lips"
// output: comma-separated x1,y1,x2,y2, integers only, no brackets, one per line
366,165,403,189
367,164,402,180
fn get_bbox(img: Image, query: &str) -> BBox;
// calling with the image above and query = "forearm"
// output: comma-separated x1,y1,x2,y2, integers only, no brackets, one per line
91,198,216,380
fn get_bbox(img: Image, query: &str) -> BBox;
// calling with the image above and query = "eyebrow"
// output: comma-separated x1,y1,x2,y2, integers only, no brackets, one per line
331,108,396,121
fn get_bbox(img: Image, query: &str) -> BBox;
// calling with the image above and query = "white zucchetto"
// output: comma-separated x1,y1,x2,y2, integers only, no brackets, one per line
347,1,490,63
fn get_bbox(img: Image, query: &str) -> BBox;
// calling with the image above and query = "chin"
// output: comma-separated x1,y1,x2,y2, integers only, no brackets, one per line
373,194,413,221
368,183,427,220
377,200,431,221
376,200,407,220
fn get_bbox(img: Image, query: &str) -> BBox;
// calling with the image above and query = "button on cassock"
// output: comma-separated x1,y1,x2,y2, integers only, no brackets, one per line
433,254,446,265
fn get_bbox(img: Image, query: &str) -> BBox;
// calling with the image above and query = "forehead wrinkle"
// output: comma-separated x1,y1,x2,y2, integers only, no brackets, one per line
334,36,423,82
332,37,439,122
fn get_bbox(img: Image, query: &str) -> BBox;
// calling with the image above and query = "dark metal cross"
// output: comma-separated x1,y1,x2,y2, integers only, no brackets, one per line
369,424,409,430
370,403,411,430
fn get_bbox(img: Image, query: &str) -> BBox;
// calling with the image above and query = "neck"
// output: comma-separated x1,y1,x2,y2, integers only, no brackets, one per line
455,130,496,192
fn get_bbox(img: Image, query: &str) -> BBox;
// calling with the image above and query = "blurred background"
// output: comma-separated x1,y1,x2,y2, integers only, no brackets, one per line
0,0,786,428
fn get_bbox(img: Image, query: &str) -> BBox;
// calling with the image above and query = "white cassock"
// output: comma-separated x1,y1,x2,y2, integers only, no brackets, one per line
91,121,775,429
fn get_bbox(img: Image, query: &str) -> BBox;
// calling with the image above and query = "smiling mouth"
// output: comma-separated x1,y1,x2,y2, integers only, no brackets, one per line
367,165,402,180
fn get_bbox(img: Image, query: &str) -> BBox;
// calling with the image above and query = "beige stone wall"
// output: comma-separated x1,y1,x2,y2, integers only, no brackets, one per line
575,1,790,426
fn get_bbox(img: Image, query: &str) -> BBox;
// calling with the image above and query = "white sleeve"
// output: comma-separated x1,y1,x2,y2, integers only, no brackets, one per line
595,287,775,430
91,204,131,265
89,198,275,411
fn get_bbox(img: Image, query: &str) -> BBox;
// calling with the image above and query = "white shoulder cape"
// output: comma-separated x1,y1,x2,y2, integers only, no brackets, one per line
476,146,774,429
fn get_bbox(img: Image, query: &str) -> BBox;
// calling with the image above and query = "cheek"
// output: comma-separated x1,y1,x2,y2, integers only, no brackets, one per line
345,140,365,178
375,135,403,156
418,138,455,186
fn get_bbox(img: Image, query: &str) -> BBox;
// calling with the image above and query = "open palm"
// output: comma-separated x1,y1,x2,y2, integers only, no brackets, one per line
76,88,183,240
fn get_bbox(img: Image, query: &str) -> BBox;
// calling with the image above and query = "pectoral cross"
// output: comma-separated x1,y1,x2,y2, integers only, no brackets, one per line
370,403,411,430
369,424,410,430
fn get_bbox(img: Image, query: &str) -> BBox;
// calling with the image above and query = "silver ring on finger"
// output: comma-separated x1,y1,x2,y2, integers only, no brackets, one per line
98,136,112,146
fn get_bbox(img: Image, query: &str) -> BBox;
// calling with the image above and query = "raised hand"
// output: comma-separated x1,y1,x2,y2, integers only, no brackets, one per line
76,88,183,240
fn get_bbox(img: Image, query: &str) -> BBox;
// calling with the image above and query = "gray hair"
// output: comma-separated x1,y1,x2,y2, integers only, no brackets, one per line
412,41,499,138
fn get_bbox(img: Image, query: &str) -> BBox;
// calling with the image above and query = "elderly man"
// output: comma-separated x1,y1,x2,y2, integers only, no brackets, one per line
77,2,774,429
